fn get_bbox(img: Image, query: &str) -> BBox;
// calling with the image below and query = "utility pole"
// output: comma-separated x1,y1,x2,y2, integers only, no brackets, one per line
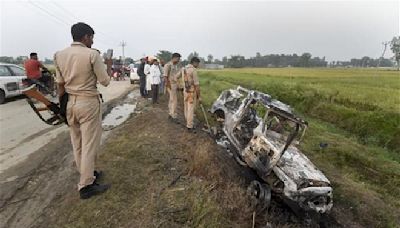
375,41,391,77
120,40,127,65
377,41,390,68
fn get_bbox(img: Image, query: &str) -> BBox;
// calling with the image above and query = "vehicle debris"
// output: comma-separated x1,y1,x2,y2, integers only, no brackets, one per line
210,86,333,219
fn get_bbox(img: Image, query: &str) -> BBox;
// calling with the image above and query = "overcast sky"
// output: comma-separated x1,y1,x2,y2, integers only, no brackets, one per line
0,0,399,61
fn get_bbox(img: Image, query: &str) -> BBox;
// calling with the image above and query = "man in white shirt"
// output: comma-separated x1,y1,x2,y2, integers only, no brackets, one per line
150,59,162,104
128,62,135,76
128,63,134,70
144,56,153,96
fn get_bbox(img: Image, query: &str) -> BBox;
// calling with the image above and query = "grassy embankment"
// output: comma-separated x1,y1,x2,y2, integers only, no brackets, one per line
39,68,399,227
196,68,400,227
45,99,256,228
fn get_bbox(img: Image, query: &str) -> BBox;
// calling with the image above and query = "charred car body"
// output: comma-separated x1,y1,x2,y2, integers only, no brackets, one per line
210,86,333,218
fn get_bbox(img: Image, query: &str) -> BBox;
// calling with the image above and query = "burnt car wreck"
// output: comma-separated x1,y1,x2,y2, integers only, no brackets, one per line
210,86,333,219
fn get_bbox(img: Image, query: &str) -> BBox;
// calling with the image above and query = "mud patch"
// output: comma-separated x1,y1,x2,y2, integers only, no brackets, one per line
102,103,136,131
102,91,139,131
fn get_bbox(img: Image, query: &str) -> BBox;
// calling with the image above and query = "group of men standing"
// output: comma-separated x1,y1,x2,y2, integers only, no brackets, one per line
137,52,201,132
50,22,201,200
136,56,163,103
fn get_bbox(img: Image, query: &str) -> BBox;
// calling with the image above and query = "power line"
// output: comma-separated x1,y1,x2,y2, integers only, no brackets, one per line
26,1,137,55
28,1,116,48
377,41,390,68
28,0,70,27
47,1,120,46
51,1,80,22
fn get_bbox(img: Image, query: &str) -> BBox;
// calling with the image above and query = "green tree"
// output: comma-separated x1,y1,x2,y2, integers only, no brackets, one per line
228,55,245,68
222,56,228,65
207,54,214,63
390,36,400,70
15,56,27,64
300,53,312,67
187,51,199,61
361,56,370,67
44,58,54,64
0,56,12,63
156,50,173,62
125,57,134,64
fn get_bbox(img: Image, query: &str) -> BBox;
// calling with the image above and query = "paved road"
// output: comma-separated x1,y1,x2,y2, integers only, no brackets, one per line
0,80,133,174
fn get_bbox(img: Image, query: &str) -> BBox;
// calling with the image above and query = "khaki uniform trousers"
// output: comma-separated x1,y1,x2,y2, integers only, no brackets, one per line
67,95,102,190
184,90,197,128
168,83,178,118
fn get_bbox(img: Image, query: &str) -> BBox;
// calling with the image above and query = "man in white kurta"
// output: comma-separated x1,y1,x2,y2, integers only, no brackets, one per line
144,56,154,95
150,59,162,104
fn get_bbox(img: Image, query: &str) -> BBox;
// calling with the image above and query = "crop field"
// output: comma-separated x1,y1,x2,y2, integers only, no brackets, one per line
198,68,400,227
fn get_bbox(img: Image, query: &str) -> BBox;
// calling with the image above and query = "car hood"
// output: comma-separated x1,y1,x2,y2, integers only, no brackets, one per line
276,145,331,188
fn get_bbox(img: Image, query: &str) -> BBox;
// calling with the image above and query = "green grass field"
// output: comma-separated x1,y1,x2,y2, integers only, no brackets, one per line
198,68,400,227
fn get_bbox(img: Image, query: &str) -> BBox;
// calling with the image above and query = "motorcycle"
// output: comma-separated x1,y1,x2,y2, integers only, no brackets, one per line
22,69,65,125
22,69,57,98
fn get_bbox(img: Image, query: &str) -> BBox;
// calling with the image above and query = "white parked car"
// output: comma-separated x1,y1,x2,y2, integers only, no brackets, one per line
128,62,140,84
0,63,27,104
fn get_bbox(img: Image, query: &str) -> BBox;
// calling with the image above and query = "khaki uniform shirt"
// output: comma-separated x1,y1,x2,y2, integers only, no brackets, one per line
54,42,110,96
185,64,199,87
163,61,181,85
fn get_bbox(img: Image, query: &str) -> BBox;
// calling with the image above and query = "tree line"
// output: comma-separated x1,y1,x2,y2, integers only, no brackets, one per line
1,49,398,70
156,51,395,68
0,56,54,65
0,52,394,69
154,36,399,69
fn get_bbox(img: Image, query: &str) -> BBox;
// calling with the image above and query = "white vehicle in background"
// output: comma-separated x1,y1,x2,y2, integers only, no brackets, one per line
0,63,27,104
129,62,140,84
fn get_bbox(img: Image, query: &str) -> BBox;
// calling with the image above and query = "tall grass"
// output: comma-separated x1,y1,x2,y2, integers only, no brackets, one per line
200,68,400,154
197,68,400,227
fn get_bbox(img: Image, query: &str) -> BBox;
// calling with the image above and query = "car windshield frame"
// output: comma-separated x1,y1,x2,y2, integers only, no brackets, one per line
261,108,306,153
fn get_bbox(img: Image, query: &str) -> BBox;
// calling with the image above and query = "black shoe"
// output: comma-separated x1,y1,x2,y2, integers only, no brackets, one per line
187,128,197,134
94,170,103,183
80,183,110,199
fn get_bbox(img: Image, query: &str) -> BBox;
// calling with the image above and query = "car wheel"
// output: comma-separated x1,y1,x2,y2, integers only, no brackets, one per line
247,180,271,213
0,89,5,104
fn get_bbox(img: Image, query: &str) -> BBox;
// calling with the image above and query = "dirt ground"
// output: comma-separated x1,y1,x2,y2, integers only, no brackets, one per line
0,86,134,228
1,89,355,228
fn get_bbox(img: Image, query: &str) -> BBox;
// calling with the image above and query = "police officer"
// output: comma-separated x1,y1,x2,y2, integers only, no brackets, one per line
183,57,201,132
54,22,111,199
163,53,182,123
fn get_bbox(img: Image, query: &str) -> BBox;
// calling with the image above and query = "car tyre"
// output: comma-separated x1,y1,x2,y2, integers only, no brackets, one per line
0,89,5,104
